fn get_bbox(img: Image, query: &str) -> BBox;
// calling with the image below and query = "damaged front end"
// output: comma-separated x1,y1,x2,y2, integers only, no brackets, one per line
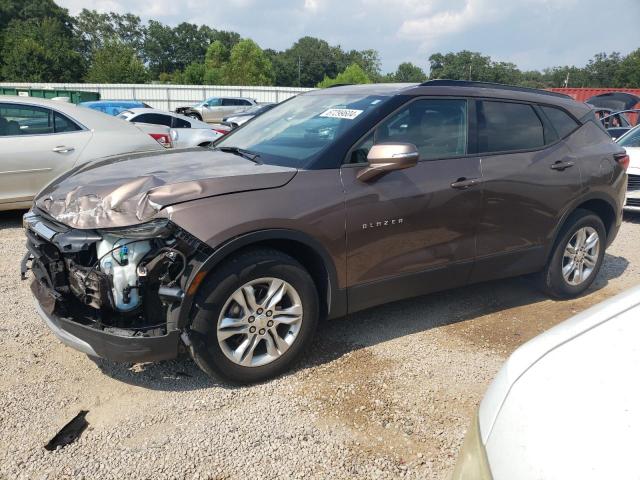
22,210,211,363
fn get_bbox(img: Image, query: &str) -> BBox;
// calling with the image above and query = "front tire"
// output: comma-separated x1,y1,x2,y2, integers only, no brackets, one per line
188,248,319,384
539,209,606,299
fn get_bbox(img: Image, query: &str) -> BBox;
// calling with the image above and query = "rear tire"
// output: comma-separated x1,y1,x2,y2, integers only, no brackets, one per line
188,248,319,384
538,209,606,299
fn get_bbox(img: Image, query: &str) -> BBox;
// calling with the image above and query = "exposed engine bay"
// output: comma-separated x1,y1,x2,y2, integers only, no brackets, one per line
22,210,211,339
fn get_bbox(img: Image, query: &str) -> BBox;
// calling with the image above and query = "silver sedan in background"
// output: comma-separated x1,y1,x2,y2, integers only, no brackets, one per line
0,97,168,211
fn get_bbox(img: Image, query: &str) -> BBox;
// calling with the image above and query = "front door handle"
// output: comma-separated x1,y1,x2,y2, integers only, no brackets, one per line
451,177,481,190
550,160,574,171
52,146,75,153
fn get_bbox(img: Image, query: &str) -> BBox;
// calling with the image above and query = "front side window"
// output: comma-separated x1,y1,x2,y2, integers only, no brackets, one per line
0,103,53,136
205,98,222,107
216,93,389,167
348,99,468,163
478,101,544,153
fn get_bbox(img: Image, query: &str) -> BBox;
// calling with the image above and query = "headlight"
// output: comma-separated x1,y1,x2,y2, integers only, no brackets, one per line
450,411,493,480
97,219,172,239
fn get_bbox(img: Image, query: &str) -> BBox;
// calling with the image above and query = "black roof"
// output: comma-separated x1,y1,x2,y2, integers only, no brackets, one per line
420,80,572,99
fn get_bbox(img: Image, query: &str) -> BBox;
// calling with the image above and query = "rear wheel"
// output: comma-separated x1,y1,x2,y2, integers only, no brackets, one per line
539,209,606,299
188,249,319,383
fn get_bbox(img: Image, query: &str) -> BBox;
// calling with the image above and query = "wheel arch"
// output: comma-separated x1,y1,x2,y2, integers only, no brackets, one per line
178,229,346,328
547,193,619,261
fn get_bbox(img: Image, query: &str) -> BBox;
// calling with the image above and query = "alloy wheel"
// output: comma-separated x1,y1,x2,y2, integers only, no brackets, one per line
562,226,600,286
216,277,303,367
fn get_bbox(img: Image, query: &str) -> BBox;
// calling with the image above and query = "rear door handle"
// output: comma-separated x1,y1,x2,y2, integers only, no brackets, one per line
451,177,482,189
52,146,75,153
550,160,574,171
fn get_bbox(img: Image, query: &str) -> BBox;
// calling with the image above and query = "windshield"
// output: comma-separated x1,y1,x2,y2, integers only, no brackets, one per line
618,126,640,148
216,93,388,167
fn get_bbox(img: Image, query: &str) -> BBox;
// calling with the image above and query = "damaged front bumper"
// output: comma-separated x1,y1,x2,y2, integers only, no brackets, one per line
22,210,209,364
32,285,181,362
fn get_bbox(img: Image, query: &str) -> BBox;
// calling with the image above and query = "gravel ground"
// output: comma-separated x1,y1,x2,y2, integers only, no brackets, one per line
1,210,639,480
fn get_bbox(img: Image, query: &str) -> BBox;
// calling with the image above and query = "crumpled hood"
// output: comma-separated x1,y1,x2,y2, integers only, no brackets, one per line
35,148,297,229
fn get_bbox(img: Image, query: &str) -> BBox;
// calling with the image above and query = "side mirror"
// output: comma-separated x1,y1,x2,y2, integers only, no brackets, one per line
357,143,419,182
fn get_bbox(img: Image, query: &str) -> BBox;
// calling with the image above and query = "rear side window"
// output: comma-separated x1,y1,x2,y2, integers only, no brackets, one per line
54,112,82,133
222,99,236,106
172,117,191,128
541,106,580,139
133,113,173,127
478,101,544,153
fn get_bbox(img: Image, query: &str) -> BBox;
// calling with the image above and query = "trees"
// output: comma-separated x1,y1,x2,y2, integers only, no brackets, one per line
317,63,370,88
0,0,83,81
585,52,624,87
614,49,640,88
75,9,145,59
393,62,427,82
224,39,274,86
85,41,148,83
1,17,84,82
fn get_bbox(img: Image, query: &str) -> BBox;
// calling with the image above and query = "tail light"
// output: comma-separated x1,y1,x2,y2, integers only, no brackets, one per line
149,133,173,148
212,128,229,135
614,152,630,171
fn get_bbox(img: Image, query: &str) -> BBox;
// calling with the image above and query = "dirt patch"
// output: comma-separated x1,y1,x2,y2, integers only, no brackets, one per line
300,348,427,464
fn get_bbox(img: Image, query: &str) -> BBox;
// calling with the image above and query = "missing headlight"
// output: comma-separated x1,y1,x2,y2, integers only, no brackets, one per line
97,219,173,239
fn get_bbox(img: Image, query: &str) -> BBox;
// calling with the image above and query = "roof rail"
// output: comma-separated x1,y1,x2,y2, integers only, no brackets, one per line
419,80,572,99
324,83,353,88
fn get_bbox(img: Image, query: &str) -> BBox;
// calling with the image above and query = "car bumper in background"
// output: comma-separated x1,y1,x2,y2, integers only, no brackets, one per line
625,172,640,211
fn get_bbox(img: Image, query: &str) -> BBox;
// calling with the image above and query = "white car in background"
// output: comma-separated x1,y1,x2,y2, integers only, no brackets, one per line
452,284,640,480
616,124,640,211
0,97,169,211
118,108,223,148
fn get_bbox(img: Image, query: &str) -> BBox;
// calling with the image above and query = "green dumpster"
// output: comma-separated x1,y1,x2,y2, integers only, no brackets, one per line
0,88,100,104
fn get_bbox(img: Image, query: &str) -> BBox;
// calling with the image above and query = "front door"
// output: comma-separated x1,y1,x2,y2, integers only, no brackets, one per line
341,98,483,312
0,103,90,205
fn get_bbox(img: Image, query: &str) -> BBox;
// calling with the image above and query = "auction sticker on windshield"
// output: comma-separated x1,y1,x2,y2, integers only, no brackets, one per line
319,108,364,120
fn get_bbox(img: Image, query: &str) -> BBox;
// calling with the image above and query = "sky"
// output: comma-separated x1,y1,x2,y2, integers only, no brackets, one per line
57,0,640,74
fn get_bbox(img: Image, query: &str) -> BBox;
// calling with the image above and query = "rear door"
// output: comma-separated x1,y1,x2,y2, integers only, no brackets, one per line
0,103,90,205
470,99,582,282
341,97,483,311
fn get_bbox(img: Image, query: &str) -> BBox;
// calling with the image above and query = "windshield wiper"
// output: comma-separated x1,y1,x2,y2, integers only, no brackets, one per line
216,146,262,164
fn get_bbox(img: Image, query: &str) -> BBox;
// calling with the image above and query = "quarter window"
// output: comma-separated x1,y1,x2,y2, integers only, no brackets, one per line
53,112,82,133
349,99,468,163
172,117,191,128
541,106,580,139
478,101,544,153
